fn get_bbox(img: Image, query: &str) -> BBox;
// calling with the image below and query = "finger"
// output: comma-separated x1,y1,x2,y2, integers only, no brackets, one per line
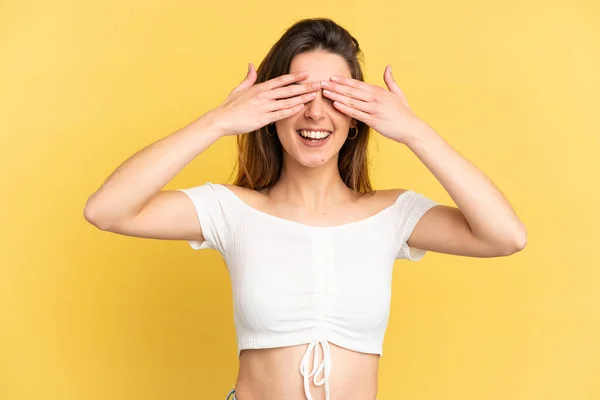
383,65,402,96
266,81,322,100
257,71,309,92
232,62,257,93
383,65,411,112
322,89,374,114
332,101,372,125
329,75,376,93
265,103,305,123
265,91,317,112
321,80,373,102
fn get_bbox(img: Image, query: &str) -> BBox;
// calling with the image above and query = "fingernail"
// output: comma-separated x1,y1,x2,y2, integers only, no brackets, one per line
330,76,339,81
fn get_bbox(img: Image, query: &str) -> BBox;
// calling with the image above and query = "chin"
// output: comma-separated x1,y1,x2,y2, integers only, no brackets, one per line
296,153,334,168
295,130,342,165
279,129,344,167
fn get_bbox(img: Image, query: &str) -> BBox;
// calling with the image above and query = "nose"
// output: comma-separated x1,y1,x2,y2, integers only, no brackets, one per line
303,89,326,121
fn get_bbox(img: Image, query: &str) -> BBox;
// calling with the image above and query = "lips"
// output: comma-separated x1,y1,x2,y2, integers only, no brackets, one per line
296,130,333,136
296,129,333,139
295,129,333,147
296,128,333,133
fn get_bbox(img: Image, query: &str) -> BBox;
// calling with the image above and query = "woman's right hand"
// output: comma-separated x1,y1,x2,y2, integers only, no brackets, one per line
209,63,322,137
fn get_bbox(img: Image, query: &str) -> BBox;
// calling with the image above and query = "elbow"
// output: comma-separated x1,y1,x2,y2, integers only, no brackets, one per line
501,223,528,256
515,227,528,252
83,199,113,231
480,223,527,257
83,206,106,230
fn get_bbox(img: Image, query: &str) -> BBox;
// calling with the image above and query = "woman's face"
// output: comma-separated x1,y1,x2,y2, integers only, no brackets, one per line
275,50,357,168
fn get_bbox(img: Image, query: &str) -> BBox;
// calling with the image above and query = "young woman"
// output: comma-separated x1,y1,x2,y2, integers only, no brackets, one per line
84,18,526,400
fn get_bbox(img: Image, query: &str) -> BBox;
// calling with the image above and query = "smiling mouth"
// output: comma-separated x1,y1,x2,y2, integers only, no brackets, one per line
296,129,333,142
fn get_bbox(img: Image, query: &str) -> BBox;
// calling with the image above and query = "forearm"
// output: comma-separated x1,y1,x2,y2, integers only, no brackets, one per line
403,120,527,248
84,111,224,225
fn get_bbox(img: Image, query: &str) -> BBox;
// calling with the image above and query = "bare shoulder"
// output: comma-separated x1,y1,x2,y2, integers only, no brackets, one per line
220,183,261,197
220,183,267,208
221,183,248,194
220,184,410,217
365,188,409,209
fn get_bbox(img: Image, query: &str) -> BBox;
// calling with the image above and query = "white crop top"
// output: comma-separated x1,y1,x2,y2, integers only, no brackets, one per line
177,182,438,400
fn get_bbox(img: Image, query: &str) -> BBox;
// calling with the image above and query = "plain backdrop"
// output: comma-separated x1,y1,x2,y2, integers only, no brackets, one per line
1,0,599,399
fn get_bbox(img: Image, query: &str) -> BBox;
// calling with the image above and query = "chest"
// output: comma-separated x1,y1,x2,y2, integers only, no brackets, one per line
224,221,397,320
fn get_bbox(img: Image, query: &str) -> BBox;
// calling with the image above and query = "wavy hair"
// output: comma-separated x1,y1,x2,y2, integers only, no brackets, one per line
231,18,373,194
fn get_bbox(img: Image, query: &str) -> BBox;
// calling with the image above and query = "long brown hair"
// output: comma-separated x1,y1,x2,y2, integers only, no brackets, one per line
231,18,373,194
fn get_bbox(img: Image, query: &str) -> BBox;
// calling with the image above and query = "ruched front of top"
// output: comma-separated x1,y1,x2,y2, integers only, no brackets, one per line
178,182,438,400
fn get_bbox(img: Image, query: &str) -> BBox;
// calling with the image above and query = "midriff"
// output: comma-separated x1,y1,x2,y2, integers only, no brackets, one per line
234,342,380,400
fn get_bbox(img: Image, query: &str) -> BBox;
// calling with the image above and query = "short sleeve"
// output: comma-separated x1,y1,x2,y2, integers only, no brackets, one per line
176,182,229,253
393,190,439,261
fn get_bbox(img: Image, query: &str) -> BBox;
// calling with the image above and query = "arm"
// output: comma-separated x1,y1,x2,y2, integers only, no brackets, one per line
320,66,527,258
83,65,319,242
83,111,223,238
403,119,527,257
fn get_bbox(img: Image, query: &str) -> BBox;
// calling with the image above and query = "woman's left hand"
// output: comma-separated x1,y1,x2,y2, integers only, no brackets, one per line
321,65,423,144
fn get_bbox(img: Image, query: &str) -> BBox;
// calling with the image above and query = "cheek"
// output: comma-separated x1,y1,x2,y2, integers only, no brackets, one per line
324,101,351,122
275,115,297,133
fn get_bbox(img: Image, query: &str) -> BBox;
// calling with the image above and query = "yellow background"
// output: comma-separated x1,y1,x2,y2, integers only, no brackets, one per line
1,0,599,399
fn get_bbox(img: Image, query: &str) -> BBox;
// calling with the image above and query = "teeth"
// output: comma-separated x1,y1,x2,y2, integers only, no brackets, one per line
298,130,331,139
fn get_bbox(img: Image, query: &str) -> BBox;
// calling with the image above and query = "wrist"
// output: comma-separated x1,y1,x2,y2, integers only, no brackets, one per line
403,119,437,149
190,109,228,140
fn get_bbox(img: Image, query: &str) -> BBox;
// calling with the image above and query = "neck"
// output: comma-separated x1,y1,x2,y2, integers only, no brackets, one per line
266,154,355,210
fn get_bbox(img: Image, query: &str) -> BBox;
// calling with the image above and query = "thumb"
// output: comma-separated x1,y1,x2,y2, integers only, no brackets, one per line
232,62,257,92
384,64,412,110
383,64,402,95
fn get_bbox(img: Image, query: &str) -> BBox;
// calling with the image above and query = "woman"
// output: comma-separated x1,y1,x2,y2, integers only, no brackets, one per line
84,18,527,400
